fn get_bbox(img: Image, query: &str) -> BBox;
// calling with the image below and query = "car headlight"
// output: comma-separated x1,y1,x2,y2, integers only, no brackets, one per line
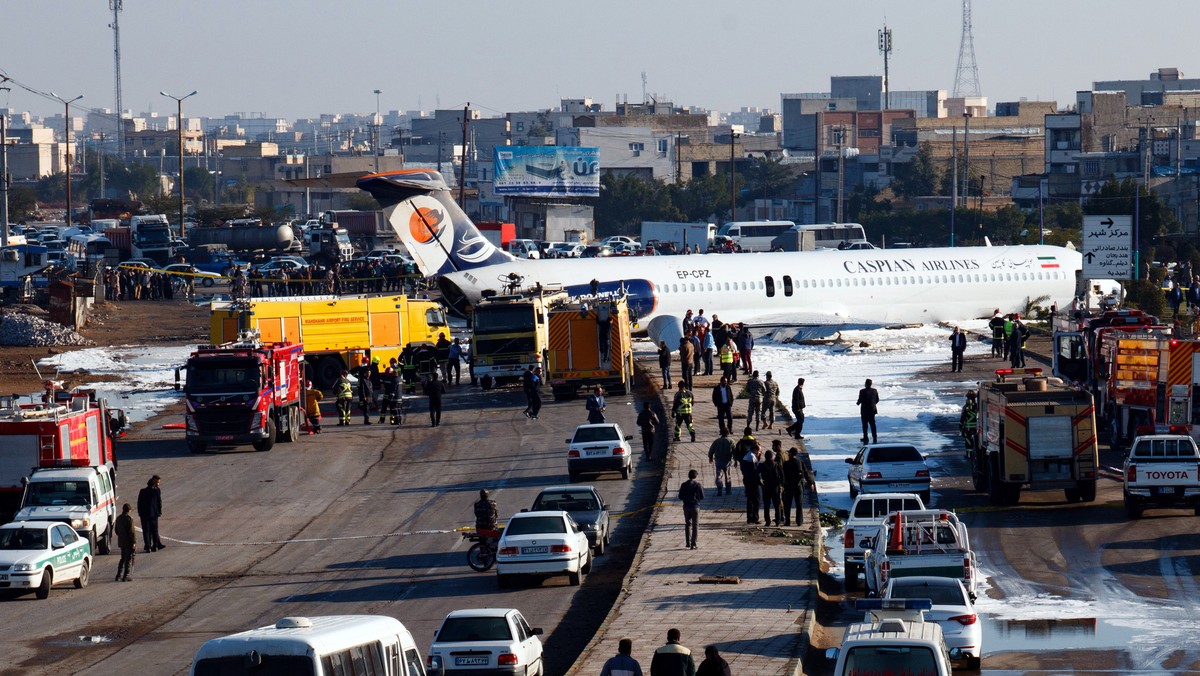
11,563,34,572
71,518,89,529
578,521,596,529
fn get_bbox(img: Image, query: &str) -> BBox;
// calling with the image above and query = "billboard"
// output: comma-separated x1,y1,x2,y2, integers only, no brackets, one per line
494,146,600,197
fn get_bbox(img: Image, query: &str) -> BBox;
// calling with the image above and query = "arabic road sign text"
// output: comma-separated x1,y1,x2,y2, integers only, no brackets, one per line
1082,215,1132,280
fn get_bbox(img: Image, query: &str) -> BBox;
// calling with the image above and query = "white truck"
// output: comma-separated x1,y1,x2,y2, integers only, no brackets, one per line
639,221,716,252
15,463,119,555
1122,434,1200,519
837,492,926,591
826,599,958,676
863,509,977,597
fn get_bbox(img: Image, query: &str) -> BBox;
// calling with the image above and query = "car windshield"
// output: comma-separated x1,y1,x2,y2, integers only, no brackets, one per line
890,582,966,606
854,498,924,519
868,446,923,463
843,646,938,673
437,617,512,642
534,492,599,512
573,427,620,443
505,516,567,536
0,528,48,550
186,359,260,393
24,481,90,506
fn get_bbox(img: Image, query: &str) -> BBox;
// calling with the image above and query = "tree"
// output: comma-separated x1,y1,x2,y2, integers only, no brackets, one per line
344,192,379,211
35,173,67,204
594,173,675,238
668,174,731,223
183,166,214,203
741,157,792,202
890,143,940,199
8,186,39,222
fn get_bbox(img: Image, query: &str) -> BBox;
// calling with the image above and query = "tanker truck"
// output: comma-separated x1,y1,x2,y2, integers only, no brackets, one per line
188,219,296,253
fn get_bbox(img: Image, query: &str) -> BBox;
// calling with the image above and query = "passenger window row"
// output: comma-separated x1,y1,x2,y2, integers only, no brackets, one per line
656,270,1067,298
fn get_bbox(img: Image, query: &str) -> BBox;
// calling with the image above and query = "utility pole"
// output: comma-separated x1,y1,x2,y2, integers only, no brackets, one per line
437,131,444,173
459,104,470,207
161,90,197,239
962,111,972,208
675,132,682,184
51,93,84,225
950,126,957,246
1,114,8,246
97,132,106,199
728,130,737,222
373,89,382,173
836,126,846,222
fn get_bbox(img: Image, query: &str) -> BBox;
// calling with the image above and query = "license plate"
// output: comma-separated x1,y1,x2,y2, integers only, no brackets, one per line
455,657,489,666
522,546,549,554
217,435,234,441
0,574,7,581
1154,486,1173,496
889,483,912,489
585,448,609,456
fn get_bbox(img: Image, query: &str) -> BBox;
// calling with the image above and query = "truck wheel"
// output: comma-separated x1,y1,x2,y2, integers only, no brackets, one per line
919,489,931,505
1125,497,1143,519
253,420,276,452
187,439,207,453
986,458,1006,505
844,562,860,591
1078,480,1097,503
279,407,300,443
35,569,52,599
313,356,343,390
97,522,112,555
74,560,90,589
1064,487,1081,503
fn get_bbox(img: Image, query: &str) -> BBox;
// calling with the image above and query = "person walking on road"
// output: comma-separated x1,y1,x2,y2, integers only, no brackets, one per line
637,402,661,461
355,363,374,425
678,336,695,390
857,378,880,444
447,337,463,386
707,426,735,496
762,371,780,429
601,638,644,676
650,628,696,676
304,381,324,434
334,369,354,426
737,428,761,524
696,645,730,676
137,475,164,553
761,444,784,526
114,503,135,581
785,377,806,439
710,376,734,434
950,326,967,373
678,469,704,549
718,339,736,383
672,382,696,442
522,366,543,419
744,370,765,430
782,447,806,526
657,340,673,390
378,368,400,425
586,386,607,424
424,372,446,427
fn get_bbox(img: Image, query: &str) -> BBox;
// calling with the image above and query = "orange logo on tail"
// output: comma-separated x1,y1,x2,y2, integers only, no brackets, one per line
409,207,446,243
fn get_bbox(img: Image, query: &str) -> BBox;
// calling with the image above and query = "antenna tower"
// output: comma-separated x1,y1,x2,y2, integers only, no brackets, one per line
878,23,892,110
110,0,124,157
952,0,981,98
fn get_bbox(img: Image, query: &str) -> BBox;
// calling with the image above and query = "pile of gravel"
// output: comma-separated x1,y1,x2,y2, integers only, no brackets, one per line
0,313,93,347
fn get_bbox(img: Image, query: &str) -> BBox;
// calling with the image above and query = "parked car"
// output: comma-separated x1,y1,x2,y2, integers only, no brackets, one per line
119,259,163,271
846,443,931,504
600,235,637,248
495,510,591,588
612,242,644,256
163,263,222,287
427,608,544,675
566,423,634,482
546,242,583,258
0,521,92,599
885,576,982,670
580,244,614,258
530,485,611,555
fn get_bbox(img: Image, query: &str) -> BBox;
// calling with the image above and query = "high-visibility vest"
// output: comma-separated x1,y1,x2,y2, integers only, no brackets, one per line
719,346,734,364
335,378,353,399
674,391,694,415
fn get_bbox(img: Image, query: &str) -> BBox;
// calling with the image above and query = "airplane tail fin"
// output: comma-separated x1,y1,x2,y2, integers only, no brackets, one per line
356,170,515,277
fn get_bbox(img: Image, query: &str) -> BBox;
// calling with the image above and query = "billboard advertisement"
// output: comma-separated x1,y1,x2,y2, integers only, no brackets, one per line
494,146,600,197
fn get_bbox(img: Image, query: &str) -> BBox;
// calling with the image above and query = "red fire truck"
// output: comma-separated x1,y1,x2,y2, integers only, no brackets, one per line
0,385,126,520
177,333,304,453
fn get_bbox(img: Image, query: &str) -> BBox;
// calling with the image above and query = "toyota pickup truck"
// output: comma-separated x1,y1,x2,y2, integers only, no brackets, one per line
837,492,926,591
863,509,977,598
1123,434,1200,519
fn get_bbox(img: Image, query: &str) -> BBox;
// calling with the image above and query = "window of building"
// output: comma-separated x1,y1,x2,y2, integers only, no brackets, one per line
516,122,525,132
658,138,669,154
629,142,645,152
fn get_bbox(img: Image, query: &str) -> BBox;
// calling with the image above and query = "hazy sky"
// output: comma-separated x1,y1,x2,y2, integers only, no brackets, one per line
3,0,1198,122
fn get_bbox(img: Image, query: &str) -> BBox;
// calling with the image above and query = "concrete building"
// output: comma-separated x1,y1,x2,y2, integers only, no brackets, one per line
1095,67,1200,106
832,76,884,111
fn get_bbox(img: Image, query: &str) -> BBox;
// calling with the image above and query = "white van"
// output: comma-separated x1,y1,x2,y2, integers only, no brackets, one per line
506,239,540,259
827,599,961,676
191,616,428,676
716,221,796,252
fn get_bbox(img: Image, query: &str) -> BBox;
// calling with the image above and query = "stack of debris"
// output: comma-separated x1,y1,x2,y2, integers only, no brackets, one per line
0,313,93,347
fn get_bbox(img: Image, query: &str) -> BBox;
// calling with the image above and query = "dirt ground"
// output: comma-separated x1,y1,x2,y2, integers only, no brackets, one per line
0,300,210,395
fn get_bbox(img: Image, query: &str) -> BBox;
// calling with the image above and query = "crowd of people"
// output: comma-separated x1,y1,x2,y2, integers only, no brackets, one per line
102,265,187,302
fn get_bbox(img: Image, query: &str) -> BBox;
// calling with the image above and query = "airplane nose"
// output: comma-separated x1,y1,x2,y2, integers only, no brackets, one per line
437,277,472,317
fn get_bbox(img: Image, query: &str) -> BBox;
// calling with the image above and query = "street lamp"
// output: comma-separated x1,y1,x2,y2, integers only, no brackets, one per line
160,90,197,240
50,93,83,224
373,89,383,173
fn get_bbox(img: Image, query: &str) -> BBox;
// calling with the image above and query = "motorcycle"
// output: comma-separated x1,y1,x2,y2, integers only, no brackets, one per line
464,528,501,572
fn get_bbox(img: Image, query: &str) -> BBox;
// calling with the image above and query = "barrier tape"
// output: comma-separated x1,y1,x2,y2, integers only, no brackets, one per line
114,264,425,285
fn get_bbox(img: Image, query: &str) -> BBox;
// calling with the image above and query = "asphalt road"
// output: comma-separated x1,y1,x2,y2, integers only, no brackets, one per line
810,347,1200,674
0,382,658,675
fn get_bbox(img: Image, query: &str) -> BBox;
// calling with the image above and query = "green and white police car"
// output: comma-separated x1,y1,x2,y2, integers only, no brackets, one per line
0,521,92,599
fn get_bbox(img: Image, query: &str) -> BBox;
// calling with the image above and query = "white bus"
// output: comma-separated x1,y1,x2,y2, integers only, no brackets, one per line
788,223,869,250
717,220,796,252
191,616,427,676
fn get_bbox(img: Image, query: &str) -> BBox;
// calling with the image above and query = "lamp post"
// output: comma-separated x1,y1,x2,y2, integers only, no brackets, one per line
962,110,972,209
160,90,197,240
51,93,84,224
373,89,382,173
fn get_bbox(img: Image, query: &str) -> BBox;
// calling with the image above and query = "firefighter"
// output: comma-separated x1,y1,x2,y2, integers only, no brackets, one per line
672,381,697,443
334,369,354,426
354,362,374,425
960,390,978,450
988,309,1006,358
379,367,400,424
304,381,324,434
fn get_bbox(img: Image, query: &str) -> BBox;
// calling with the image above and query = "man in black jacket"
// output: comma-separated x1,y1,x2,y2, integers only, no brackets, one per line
425,372,447,427
785,377,806,439
737,428,761,524
857,379,880,444
782,448,806,526
678,469,704,549
136,475,164,553
650,628,696,676
710,377,734,434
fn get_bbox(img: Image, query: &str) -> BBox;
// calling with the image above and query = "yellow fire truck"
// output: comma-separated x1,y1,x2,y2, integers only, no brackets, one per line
470,290,565,387
210,294,447,387
545,296,634,399
971,368,1098,505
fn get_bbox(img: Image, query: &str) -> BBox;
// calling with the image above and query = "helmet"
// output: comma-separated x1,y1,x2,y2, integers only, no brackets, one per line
371,356,381,364
967,390,977,398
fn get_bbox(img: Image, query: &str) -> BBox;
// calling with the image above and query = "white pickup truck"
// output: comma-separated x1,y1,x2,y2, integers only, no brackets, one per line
837,492,926,591
863,509,977,597
1123,434,1200,519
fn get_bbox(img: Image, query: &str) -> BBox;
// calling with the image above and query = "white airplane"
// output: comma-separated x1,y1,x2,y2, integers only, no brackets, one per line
357,170,1084,346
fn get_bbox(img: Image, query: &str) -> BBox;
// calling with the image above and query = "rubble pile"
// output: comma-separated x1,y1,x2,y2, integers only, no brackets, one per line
0,313,93,347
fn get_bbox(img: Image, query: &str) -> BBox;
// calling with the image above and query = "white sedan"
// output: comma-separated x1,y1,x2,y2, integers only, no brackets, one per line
163,263,223,287
885,576,982,670
495,511,591,588
427,608,544,675
566,423,634,482
0,521,92,599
